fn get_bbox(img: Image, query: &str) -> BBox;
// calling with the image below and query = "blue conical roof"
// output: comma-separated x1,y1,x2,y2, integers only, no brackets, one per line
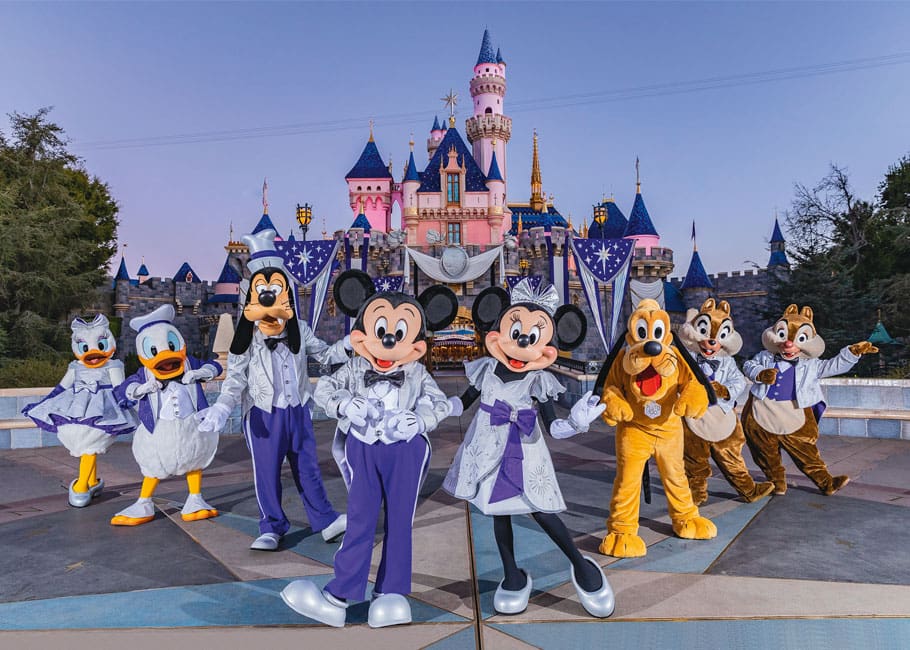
768,250,790,267
173,262,201,283
868,321,899,345
216,257,241,284
664,281,687,312
251,213,277,235
496,48,504,64
588,200,628,239
476,29,496,65
418,127,489,193
624,191,659,237
486,150,503,182
681,250,713,290
431,115,441,131
114,256,130,281
404,150,420,182
770,218,785,243
350,211,372,232
137,263,149,277
345,139,393,180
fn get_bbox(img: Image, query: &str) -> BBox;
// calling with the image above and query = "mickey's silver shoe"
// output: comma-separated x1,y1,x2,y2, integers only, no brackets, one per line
280,580,347,628
571,556,614,618
493,571,532,615
367,593,412,628
68,479,91,508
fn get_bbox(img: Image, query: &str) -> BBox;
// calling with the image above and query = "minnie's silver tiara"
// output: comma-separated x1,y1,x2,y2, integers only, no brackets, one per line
511,278,559,316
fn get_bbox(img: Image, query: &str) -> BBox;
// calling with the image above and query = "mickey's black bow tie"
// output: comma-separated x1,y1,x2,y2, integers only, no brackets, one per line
365,368,405,388
265,337,287,352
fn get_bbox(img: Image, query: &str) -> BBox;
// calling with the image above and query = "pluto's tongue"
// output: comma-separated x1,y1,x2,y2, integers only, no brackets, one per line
636,366,662,397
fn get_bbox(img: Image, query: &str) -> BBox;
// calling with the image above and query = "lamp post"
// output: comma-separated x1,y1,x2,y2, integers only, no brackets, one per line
593,204,607,239
296,203,313,241
518,258,530,277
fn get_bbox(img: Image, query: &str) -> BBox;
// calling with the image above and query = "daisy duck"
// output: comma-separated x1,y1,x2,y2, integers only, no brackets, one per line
442,279,615,618
23,314,138,507
196,229,349,551
281,270,456,628
110,304,222,526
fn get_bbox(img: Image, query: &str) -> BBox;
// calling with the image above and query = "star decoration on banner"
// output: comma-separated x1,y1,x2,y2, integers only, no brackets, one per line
374,276,403,293
275,240,336,287
572,238,635,283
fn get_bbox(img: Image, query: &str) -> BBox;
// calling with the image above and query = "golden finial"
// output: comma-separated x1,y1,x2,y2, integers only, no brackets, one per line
517,212,524,234
442,89,458,128
530,129,544,212
409,133,414,151
369,119,374,142
582,216,589,238
357,196,364,214
567,213,573,230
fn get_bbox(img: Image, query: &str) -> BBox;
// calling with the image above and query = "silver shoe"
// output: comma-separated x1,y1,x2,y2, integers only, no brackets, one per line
321,514,347,542
493,571,532,615
68,479,91,508
280,580,347,628
571,555,614,618
250,532,281,551
368,593,412,628
89,478,104,499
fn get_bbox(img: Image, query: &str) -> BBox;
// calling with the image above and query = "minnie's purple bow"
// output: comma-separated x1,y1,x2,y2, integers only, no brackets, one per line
480,399,537,503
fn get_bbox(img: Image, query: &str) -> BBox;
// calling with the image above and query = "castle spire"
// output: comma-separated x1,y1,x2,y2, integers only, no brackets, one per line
369,119,374,143
635,156,641,193
530,129,545,212
262,177,269,215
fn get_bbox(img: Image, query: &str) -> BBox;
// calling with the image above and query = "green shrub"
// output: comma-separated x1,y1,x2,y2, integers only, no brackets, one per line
0,357,71,388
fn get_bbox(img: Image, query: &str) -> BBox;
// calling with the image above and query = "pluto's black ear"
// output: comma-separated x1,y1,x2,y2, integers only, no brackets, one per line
229,314,255,355
333,270,375,318
594,329,627,398
673,331,717,406
418,285,459,332
553,304,587,351
472,287,510,333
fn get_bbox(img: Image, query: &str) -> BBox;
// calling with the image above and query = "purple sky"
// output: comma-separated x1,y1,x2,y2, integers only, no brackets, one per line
2,2,909,283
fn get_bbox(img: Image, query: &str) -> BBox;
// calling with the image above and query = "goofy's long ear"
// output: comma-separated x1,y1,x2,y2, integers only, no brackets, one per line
472,286,510,333
673,331,717,405
230,315,255,355
334,270,375,318
594,329,626,398
418,285,459,331
553,305,587,351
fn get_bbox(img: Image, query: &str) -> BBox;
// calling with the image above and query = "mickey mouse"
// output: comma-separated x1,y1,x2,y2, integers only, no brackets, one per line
281,270,457,629
442,279,614,618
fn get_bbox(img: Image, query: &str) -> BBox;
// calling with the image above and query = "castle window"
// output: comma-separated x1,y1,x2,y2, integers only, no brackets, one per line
446,173,460,205
485,67,490,72
485,107,492,114
447,222,462,245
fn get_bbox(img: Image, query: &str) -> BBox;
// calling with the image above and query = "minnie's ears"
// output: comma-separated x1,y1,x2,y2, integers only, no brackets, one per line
333,270,376,318
472,287,511,333
418,285,458,331
553,304,587,351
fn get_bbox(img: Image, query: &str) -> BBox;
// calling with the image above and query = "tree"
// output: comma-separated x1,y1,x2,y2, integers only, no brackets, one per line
0,108,119,361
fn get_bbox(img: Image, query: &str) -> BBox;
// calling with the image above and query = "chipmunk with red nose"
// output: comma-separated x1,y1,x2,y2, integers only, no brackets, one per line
678,299,774,505
741,304,878,496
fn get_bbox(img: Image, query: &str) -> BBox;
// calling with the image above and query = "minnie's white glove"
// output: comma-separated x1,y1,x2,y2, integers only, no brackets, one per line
341,396,381,427
382,410,425,443
568,390,606,432
195,402,231,433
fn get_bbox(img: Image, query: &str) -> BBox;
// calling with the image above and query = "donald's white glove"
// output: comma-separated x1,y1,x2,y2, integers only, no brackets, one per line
447,396,464,418
195,402,231,433
128,376,162,399
341,396,381,427
181,365,216,385
382,410,425,443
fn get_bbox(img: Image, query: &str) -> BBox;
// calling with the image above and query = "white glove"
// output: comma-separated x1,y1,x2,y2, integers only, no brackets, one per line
194,402,232,433
448,396,464,418
341,396,381,427
181,365,216,385
129,376,162,399
343,335,353,352
382,409,425,443
550,418,580,439
567,390,607,432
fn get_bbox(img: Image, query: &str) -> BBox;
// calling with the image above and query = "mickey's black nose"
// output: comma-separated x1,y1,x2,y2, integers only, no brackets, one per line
259,291,276,307
382,333,397,349
643,341,662,356
517,334,530,348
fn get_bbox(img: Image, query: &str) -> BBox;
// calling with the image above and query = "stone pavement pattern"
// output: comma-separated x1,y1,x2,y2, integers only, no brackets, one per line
1,375,910,649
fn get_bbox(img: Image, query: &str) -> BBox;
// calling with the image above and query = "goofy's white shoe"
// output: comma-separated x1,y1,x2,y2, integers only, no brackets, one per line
250,532,282,551
281,580,347,628
321,514,347,542
368,593,412,628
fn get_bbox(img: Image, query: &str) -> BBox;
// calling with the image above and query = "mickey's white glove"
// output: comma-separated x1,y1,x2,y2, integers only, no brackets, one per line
550,418,580,439
181,364,216,385
568,390,606,432
382,410,425,443
341,396,381,427
343,335,353,352
447,396,464,418
128,376,162,399
194,402,231,433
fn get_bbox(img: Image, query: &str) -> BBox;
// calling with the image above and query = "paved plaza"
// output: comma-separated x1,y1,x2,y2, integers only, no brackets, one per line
1,375,909,649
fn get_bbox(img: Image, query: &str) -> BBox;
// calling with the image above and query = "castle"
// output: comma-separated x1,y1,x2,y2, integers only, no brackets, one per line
108,30,790,363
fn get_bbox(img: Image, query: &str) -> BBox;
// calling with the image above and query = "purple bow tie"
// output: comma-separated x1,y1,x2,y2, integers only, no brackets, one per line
480,399,538,503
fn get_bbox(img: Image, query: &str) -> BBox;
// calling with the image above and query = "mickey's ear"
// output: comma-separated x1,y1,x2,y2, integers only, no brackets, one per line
418,285,459,331
472,287,510,332
553,304,587,351
333,270,375,318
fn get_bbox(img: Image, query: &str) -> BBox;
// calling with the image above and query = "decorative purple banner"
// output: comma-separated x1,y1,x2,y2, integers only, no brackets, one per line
506,275,541,294
374,276,403,293
571,239,635,284
275,240,337,287
571,238,635,352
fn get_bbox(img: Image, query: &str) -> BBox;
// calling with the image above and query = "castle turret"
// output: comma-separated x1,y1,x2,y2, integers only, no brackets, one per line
402,138,421,244
465,29,511,193
589,197,628,239
211,256,241,304
427,116,444,160
625,159,673,280
136,259,149,285
680,236,714,308
346,125,393,232
768,216,790,268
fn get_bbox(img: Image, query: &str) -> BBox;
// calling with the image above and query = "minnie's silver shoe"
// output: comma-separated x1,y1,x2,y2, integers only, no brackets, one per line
280,580,347,628
493,571,532,615
571,556,614,618
367,593,411,628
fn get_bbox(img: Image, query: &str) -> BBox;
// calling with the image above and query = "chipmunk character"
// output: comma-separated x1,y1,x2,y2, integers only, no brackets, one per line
442,279,614,619
111,305,222,526
597,298,717,558
23,315,138,507
196,229,349,551
677,299,774,505
281,270,456,628
742,304,878,496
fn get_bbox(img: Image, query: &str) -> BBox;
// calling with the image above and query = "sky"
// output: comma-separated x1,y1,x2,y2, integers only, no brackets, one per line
1,1,909,283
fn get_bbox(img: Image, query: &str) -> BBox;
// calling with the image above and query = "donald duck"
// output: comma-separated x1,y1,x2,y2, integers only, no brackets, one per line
111,305,222,526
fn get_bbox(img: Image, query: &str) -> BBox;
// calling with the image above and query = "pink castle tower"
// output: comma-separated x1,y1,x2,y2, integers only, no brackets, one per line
345,123,394,232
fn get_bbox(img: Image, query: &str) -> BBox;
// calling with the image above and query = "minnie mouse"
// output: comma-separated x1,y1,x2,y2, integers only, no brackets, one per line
281,270,457,629
442,279,614,618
